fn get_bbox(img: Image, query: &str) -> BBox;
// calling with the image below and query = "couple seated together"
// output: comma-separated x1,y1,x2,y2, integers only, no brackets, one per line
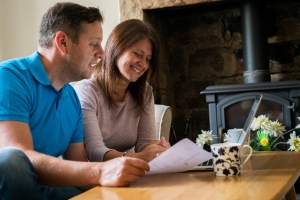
0,2,170,200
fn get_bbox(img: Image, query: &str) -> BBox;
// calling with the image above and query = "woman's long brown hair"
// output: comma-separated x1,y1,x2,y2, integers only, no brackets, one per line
95,19,160,115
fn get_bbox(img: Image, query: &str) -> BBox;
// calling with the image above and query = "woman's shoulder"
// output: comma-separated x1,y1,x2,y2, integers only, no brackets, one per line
73,75,100,91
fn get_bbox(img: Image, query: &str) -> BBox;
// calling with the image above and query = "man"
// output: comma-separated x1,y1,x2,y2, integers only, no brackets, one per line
0,2,149,200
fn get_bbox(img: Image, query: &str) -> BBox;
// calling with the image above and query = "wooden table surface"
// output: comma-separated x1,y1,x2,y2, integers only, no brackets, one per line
71,151,300,200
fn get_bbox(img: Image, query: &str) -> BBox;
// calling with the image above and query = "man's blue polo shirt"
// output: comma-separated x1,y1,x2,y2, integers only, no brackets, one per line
0,51,83,157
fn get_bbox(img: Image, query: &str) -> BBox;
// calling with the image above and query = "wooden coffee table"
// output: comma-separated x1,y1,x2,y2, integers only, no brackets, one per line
71,151,300,200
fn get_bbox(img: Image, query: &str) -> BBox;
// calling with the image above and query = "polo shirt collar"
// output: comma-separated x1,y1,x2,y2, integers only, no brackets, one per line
27,51,51,86
27,51,68,96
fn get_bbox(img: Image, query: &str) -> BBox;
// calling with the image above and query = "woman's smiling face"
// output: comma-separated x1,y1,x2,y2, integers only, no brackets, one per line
116,38,152,83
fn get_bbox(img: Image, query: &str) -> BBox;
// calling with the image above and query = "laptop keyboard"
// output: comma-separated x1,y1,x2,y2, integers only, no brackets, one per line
198,158,213,167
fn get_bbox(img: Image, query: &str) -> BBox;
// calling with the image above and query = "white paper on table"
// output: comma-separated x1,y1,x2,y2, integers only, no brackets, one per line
146,138,212,175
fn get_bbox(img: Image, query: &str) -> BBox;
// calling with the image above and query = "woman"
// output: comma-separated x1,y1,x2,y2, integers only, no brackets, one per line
74,19,170,162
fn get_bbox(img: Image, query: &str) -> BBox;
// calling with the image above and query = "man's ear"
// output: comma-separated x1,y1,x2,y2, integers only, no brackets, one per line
55,31,68,54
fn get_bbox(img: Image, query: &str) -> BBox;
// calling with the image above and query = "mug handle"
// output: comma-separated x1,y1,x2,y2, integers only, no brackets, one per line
241,145,252,167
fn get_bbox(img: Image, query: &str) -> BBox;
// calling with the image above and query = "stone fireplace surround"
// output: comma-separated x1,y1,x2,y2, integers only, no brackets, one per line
119,0,300,144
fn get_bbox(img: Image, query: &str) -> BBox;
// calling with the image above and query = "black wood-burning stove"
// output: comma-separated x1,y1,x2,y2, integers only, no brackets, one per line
201,81,300,143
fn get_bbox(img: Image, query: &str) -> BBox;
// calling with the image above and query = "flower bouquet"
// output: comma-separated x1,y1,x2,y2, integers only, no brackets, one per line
249,115,300,151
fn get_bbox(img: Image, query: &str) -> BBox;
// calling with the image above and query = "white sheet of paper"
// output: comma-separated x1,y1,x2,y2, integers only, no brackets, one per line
146,138,212,175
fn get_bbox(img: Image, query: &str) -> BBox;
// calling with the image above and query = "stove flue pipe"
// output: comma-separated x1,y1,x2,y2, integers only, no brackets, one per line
241,2,271,83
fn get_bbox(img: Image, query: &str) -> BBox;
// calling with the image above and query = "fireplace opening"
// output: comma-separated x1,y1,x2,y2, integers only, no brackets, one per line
139,1,300,145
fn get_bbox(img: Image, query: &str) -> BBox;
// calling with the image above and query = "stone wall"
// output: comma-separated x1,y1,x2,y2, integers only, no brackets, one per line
119,0,218,20
120,0,300,144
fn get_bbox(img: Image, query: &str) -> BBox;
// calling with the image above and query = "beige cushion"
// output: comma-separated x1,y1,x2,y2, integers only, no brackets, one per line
154,104,172,142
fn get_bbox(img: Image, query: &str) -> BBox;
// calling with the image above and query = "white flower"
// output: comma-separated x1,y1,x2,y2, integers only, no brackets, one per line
223,133,231,143
268,120,286,137
287,131,300,151
196,130,217,148
250,115,270,131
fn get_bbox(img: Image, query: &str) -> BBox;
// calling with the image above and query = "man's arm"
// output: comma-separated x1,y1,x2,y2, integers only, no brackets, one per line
0,120,150,187
63,142,88,162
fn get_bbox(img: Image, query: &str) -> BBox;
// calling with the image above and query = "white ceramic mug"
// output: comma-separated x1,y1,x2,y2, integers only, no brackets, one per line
227,128,243,143
210,143,252,176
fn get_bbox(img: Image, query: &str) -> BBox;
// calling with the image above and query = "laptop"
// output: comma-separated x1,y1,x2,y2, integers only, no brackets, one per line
191,94,263,171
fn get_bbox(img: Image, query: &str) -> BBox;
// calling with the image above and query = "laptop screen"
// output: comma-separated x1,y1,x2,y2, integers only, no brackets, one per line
237,94,263,145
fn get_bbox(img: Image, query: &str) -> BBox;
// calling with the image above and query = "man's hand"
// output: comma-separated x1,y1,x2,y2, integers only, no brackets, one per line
98,157,149,186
